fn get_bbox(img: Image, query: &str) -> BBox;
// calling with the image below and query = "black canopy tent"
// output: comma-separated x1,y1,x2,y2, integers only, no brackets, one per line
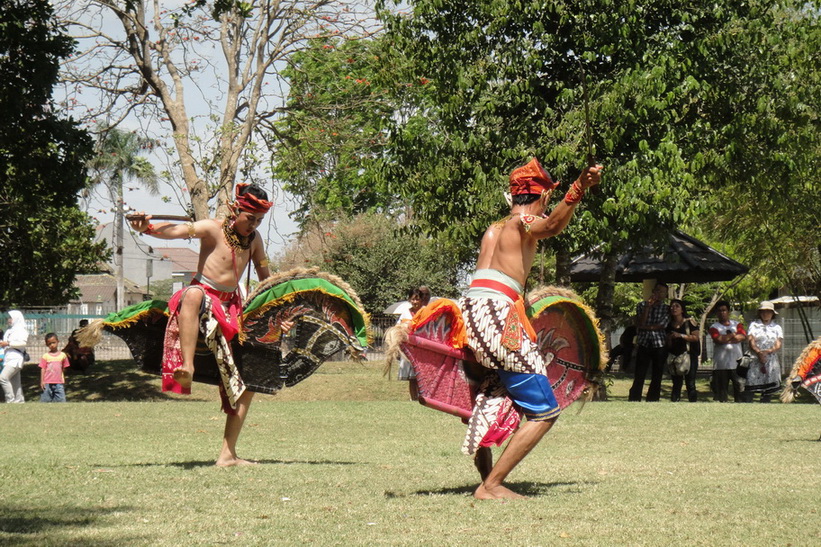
569,230,749,284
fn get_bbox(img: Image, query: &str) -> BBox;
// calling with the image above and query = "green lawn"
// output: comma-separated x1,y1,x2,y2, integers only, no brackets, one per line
1,360,819,546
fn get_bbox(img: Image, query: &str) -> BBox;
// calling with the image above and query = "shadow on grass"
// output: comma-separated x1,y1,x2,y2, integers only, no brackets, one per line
780,435,821,443
0,504,147,547
392,480,591,498
122,458,360,470
19,360,176,403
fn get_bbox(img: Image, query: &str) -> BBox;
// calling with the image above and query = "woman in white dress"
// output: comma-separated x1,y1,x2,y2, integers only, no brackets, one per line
745,301,783,402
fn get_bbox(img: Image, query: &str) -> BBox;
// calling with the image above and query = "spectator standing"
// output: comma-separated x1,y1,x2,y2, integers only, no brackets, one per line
666,299,700,402
0,310,29,403
629,282,671,402
745,301,783,402
39,333,70,402
708,301,747,402
396,286,431,401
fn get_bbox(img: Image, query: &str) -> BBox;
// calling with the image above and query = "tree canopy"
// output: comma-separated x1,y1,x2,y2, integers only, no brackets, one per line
276,213,463,311
0,0,106,307
371,0,819,318
272,36,410,228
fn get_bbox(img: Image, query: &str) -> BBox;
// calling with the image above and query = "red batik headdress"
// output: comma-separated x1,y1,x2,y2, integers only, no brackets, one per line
509,157,559,196
234,183,273,214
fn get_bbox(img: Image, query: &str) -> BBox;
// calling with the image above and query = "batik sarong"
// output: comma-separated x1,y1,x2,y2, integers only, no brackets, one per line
162,277,245,412
458,270,561,455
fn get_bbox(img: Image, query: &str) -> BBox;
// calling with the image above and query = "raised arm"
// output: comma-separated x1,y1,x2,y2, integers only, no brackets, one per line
528,165,602,239
128,214,212,241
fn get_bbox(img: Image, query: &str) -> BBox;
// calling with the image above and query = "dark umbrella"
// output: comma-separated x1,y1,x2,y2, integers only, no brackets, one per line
570,230,748,284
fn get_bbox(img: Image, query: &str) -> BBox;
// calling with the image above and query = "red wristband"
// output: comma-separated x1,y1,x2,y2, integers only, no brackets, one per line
564,181,585,204
142,223,157,235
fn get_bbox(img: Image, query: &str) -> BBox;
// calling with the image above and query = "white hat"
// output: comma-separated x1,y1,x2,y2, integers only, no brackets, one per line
758,301,778,315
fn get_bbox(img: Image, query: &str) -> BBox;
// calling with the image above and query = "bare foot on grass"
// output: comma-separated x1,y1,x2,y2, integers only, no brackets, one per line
173,366,194,389
474,483,527,500
215,457,258,467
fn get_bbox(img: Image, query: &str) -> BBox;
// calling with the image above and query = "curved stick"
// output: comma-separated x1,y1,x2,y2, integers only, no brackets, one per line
125,214,193,222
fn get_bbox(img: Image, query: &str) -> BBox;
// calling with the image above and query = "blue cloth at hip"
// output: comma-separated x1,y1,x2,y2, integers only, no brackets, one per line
496,369,561,421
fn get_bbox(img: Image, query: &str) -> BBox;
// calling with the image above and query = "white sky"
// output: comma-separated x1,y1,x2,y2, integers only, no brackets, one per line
58,1,304,257
81,178,301,257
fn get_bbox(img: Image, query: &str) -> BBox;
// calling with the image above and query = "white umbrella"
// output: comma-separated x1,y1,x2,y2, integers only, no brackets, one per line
383,300,411,315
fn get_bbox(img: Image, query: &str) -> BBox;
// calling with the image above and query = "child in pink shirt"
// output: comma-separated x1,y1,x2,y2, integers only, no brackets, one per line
40,333,70,402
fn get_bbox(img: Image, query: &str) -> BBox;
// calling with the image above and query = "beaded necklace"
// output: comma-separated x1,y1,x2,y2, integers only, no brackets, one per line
222,217,254,251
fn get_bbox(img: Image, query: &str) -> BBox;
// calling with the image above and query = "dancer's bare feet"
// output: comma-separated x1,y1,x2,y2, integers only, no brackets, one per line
173,365,194,389
474,482,527,500
474,447,493,481
215,456,257,467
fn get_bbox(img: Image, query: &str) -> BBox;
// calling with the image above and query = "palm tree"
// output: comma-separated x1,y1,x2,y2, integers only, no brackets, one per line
88,128,158,309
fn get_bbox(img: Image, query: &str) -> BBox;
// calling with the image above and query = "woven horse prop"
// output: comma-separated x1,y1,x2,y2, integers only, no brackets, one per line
78,268,369,395
781,336,821,440
387,286,606,454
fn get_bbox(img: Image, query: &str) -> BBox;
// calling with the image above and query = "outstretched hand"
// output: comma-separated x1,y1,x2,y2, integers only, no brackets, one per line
578,164,603,189
128,213,153,233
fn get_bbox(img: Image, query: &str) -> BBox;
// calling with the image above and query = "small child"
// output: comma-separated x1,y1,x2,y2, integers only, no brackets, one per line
39,333,70,403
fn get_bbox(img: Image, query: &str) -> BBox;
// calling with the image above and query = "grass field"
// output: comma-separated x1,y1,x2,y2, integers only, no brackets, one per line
1,360,819,546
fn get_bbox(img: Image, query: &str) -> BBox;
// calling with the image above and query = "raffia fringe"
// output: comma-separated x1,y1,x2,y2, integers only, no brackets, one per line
75,308,168,348
76,319,106,348
382,323,410,377
780,336,821,403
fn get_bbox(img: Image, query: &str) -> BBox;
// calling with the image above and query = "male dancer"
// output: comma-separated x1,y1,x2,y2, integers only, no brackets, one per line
130,183,283,466
462,158,602,499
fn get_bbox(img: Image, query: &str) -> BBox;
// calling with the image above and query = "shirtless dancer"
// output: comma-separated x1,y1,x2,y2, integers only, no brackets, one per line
130,183,283,466
462,158,602,499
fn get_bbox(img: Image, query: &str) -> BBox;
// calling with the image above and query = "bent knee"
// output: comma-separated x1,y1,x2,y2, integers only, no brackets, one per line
178,287,205,312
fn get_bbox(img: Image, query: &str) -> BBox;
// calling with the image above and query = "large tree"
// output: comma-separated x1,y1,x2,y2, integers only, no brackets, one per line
55,0,377,220
697,3,820,301
376,0,819,331
272,35,409,227
0,0,106,307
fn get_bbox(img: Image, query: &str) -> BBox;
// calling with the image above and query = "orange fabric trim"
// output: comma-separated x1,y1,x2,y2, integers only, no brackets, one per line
798,347,821,379
468,279,536,343
410,299,468,349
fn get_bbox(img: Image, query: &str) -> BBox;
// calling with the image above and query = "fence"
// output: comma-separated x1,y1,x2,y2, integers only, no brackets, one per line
11,309,818,372
8,310,133,363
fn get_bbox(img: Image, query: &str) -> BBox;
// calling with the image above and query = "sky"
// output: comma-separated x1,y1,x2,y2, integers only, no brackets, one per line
57,0,307,258
81,176,301,257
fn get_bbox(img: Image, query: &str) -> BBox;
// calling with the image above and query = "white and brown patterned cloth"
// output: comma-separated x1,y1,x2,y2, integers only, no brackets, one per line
459,296,546,375
459,296,556,455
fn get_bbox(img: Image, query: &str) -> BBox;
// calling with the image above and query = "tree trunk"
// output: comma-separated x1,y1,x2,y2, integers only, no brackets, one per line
594,249,620,341
592,249,619,401
555,246,571,286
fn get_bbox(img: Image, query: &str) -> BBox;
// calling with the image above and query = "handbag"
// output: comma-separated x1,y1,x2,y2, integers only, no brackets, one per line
666,321,692,376
735,352,754,379
667,352,690,376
